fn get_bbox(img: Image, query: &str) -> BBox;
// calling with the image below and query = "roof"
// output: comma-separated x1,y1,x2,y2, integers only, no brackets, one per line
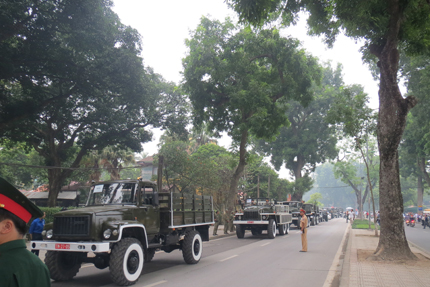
136,155,154,166
21,191,78,200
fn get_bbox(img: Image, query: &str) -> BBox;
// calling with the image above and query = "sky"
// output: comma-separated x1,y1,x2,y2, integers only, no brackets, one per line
112,0,380,176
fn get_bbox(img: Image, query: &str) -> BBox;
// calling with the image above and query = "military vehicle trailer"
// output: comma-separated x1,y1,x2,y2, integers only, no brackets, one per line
233,198,292,239
302,203,319,226
32,180,214,286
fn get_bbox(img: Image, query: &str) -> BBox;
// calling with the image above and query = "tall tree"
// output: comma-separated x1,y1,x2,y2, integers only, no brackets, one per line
256,63,341,200
0,0,188,206
327,83,379,234
227,0,430,261
183,17,321,205
401,56,430,197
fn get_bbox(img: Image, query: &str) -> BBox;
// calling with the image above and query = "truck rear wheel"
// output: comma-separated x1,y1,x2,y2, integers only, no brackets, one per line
45,251,82,281
310,217,315,226
236,225,245,238
110,238,144,286
278,223,287,235
267,219,276,239
182,230,203,264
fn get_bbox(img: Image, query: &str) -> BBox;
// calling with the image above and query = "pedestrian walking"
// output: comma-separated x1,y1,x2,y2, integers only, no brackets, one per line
213,210,222,235
346,211,349,223
29,211,46,257
424,214,428,229
0,177,51,287
229,211,235,232
299,208,308,252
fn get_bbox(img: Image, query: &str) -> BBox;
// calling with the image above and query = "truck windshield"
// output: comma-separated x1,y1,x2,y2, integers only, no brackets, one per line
87,183,136,205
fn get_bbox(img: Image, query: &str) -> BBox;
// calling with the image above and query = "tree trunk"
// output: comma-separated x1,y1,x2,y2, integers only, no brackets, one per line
47,168,67,207
291,155,304,201
228,130,248,208
373,7,417,258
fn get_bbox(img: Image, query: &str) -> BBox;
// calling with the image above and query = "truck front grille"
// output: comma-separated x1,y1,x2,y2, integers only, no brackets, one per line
53,216,90,237
243,211,259,220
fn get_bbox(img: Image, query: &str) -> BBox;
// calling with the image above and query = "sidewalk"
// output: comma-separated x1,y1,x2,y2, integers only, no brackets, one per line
339,227,430,287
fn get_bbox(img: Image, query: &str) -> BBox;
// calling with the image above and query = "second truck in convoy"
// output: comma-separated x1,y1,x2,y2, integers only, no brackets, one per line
233,198,292,239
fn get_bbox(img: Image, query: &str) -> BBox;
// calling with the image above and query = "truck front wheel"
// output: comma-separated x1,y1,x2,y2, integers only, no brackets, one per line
236,224,245,238
182,230,203,264
267,219,276,239
45,251,82,281
110,238,144,286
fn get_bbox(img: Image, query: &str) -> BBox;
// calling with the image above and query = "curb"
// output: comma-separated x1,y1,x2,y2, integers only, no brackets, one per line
407,240,430,259
323,223,351,287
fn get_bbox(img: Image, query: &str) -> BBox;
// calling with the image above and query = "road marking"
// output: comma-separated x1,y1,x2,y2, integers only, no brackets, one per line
261,242,271,246
144,280,167,287
220,255,238,262
210,236,235,242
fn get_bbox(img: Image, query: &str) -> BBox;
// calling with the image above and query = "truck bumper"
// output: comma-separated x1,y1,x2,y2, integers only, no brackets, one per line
233,220,269,224
31,241,110,253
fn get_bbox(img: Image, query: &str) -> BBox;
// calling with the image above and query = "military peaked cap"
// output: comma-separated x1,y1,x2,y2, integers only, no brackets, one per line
0,177,43,223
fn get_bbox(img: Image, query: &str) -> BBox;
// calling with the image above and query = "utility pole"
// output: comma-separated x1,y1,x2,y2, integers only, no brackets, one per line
257,175,260,198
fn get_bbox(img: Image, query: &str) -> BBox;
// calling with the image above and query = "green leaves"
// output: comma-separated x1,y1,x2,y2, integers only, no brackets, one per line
183,17,320,143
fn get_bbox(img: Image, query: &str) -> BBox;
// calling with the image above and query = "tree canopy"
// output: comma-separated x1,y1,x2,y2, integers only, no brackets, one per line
0,0,188,206
182,16,321,203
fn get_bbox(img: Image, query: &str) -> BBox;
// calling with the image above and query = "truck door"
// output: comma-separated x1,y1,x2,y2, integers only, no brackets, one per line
135,184,160,236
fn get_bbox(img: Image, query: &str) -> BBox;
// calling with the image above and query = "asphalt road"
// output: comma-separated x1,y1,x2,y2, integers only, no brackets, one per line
51,218,347,287
405,221,430,254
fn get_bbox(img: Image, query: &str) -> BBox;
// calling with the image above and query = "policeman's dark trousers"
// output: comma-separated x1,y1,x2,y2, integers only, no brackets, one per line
301,229,308,252
31,233,43,256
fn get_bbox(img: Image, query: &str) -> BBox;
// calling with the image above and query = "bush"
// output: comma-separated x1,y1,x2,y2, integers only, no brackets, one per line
352,219,380,230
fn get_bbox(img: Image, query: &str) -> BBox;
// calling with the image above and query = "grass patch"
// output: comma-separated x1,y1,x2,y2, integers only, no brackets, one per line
352,219,380,230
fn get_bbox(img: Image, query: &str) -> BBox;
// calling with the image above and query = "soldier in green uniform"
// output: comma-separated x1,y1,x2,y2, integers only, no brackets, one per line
213,210,222,235
229,211,235,232
0,177,51,287
223,211,230,234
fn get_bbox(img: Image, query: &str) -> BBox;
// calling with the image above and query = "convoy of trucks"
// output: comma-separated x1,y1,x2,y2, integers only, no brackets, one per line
31,179,344,286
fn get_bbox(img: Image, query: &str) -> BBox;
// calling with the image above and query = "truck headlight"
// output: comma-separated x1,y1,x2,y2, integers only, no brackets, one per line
42,230,46,236
46,229,53,239
103,229,112,239
112,229,119,236
262,215,267,220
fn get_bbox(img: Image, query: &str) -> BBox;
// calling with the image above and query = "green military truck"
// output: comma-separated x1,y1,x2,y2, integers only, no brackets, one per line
32,180,214,286
233,198,292,239
279,201,303,227
302,203,319,226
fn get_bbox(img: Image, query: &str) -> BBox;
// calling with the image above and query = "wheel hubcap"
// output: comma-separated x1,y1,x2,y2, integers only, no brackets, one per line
193,240,200,255
127,250,140,274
